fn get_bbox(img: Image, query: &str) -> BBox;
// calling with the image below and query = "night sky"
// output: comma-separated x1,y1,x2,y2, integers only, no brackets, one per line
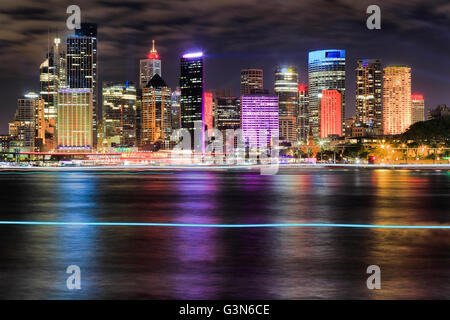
0,0,449,133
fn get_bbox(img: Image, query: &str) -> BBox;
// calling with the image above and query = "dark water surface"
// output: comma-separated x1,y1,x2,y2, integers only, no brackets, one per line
0,168,449,299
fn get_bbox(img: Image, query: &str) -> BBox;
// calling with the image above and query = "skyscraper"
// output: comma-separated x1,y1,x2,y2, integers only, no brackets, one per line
297,84,309,142
102,81,137,148
180,52,204,150
40,37,66,151
274,66,299,144
308,49,346,138
320,90,342,138
9,92,45,152
411,94,425,125
240,69,263,96
139,40,161,88
383,66,412,135
57,88,93,150
141,74,172,148
355,59,382,134
66,23,98,147
241,94,279,148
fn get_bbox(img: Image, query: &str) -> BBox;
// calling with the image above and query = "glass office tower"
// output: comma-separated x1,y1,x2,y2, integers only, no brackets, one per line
180,52,204,150
274,66,299,144
66,23,98,147
308,49,346,139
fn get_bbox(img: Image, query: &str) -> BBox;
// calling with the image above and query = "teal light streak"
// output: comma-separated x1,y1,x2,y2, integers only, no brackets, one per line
0,221,448,229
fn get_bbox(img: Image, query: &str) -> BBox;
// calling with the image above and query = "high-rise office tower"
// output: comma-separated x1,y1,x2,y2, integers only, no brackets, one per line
9,92,45,152
355,59,382,134
411,94,425,125
297,84,309,142
57,88,93,150
180,52,204,150
320,90,342,138
40,37,66,151
241,94,279,148
274,66,299,144
66,23,98,147
139,40,161,88
308,49,346,138
102,81,137,148
383,66,412,135
240,69,263,96
141,74,172,148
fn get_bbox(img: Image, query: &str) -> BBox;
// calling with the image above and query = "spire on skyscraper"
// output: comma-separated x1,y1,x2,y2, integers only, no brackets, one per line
148,40,159,60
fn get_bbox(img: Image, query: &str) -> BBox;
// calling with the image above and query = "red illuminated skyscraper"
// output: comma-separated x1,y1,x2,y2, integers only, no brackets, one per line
320,90,342,138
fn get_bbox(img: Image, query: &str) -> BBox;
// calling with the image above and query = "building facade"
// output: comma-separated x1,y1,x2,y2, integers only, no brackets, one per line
320,90,342,138
40,37,66,151
180,52,204,150
382,66,412,135
139,40,161,88
9,92,45,152
57,89,93,150
216,96,240,133
240,69,263,96
355,59,382,134
66,23,98,147
241,95,279,148
274,66,299,144
308,49,346,138
141,74,172,148
411,94,425,125
102,81,137,148
203,92,214,132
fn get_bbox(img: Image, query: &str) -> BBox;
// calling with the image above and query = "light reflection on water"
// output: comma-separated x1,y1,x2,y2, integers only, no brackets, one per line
0,169,449,299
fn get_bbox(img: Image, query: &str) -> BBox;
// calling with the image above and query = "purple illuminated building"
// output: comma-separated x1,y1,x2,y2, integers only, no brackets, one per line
241,95,279,148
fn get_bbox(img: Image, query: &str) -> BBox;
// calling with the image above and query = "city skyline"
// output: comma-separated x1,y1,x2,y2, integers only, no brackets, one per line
1,0,450,133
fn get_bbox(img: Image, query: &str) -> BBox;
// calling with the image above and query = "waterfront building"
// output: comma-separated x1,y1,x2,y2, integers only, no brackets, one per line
274,66,299,144
139,40,161,88
355,59,382,134
240,69,263,96
180,52,204,150
411,94,425,124
102,81,137,148
241,94,279,148
308,49,346,138
66,23,98,147
320,90,342,138
382,66,412,135
141,74,172,148
57,88,93,150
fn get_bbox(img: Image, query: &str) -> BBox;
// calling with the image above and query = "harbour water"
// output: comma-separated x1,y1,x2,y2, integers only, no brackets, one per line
0,168,449,299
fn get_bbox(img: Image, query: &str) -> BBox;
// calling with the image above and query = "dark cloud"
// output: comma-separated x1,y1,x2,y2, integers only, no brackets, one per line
0,0,449,132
